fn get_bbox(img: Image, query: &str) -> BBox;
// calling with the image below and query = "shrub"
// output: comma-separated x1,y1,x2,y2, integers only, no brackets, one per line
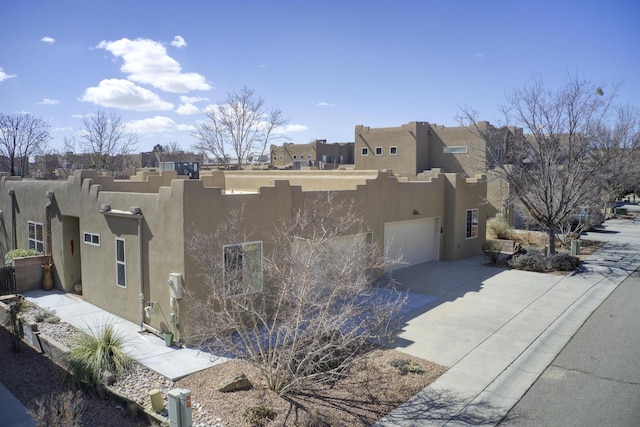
508,252,551,272
65,324,132,390
28,390,85,427
482,240,503,265
33,308,61,324
487,216,512,240
243,405,277,426
4,248,42,265
549,253,580,271
389,358,425,375
508,252,581,273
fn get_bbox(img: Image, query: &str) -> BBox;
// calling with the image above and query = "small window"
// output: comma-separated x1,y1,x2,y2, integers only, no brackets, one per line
273,156,277,161
375,147,383,156
279,156,283,161
389,146,398,155
307,154,312,160
361,147,369,156
28,221,44,253
83,232,100,246
223,241,263,295
444,146,468,154
466,209,478,239
116,238,126,287
293,155,297,160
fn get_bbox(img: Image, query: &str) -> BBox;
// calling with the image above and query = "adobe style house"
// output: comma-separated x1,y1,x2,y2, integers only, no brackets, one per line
0,168,486,344
354,121,522,221
270,139,354,169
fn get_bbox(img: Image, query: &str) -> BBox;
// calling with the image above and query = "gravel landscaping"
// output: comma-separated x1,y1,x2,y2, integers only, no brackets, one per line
0,302,447,426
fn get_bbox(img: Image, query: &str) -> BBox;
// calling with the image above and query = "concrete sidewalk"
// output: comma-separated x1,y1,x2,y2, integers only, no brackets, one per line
0,382,35,427
22,291,228,381
377,219,640,426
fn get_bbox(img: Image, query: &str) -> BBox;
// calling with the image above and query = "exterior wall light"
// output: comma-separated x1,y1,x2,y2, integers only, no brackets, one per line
99,204,111,213
130,207,142,215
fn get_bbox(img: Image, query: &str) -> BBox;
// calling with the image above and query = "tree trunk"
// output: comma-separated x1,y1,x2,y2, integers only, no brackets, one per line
547,226,556,255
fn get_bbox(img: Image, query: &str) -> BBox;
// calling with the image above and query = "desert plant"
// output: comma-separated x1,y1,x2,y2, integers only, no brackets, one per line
65,324,132,390
33,308,60,324
486,216,513,240
549,253,580,271
508,252,551,272
482,240,504,265
28,390,85,427
4,248,42,265
243,405,277,426
389,358,425,375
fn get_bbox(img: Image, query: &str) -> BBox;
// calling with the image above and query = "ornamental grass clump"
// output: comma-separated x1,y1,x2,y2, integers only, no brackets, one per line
65,324,132,390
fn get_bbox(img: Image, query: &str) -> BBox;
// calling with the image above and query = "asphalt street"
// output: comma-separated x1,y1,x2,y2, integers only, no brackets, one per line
499,269,640,426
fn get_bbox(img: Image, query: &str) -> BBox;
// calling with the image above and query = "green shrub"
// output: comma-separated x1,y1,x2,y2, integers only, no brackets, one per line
487,216,512,240
243,405,277,426
33,308,61,324
482,240,504,264
508,252,580,272
389,358,425,375
65,324,132,390
508,252,551,272
549,253,580,271
4,248,42,265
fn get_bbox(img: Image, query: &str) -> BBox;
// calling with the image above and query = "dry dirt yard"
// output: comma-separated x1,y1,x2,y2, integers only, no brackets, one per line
176,349,447,426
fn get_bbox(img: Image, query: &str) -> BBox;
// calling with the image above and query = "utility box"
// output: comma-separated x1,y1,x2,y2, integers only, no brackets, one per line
571,239,581,256
168,388,192,427
168,273,183,299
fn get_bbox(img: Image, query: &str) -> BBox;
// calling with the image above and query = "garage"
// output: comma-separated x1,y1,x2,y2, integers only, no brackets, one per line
384,218,439,271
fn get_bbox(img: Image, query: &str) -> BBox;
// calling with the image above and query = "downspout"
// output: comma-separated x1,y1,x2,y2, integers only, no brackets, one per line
137,213,144,332
45,191,54,264
8,189,16,250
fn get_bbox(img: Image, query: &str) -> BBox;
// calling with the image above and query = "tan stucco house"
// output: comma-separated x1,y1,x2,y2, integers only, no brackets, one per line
0,168,486,344
270,139,354,169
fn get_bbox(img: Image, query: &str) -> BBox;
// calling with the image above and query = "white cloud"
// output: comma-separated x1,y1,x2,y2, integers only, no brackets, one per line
79,78,174,111
176,103,201,115
41,36,55,44
127,116,195,135
474,52,484,58
97,37,211,93
171,35,187,49
53,127,74,132
0,67,16,82
38,98,60,105
180,95,209,104
317,101,335,107
274,123,309,134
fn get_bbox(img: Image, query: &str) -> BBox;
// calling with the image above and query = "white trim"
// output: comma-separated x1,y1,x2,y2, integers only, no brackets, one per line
389,146,398,155
115,237,126,287
444,146,469,154
28,221,44,253
361,147,369,156
375,146,383,156
465,209,479,239
83,232,100,246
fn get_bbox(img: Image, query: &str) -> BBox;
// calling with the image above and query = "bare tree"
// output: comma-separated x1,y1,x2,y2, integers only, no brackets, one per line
0,113,50,176
192,87,288,169
460,76,622,254
186,193,406,395
596,105,640,212
78,109,137,173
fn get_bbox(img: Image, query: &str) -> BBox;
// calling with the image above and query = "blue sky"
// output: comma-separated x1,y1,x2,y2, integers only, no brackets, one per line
1,0,639,153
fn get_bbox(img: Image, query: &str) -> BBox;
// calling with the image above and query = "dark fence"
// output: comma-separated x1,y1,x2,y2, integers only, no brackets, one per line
0,266,16,296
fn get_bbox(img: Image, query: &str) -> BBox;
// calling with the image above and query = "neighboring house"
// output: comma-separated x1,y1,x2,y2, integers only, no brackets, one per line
270,140,354,169
0,168,486,344
354,121,522,222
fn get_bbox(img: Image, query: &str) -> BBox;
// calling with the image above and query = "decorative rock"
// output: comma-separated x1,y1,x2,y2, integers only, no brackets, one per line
103,371,115,386
216,373,253,392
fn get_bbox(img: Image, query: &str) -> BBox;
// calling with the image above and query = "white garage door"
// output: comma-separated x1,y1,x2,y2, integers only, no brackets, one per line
384,218,439,271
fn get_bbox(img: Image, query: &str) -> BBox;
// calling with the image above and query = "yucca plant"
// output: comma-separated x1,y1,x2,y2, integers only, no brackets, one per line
65,324,132,390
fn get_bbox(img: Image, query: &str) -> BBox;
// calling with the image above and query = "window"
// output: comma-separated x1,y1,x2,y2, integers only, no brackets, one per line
307,154,312,160
444,146,469,154
375,146,383,156
115,238,126,287
273,156,277,161
389,146,398,155
279,156,283,161
466,209,478,239
293,155,297,160
361,147,368,156
223,241,263,295
83,232,100,246
28,221,44,253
